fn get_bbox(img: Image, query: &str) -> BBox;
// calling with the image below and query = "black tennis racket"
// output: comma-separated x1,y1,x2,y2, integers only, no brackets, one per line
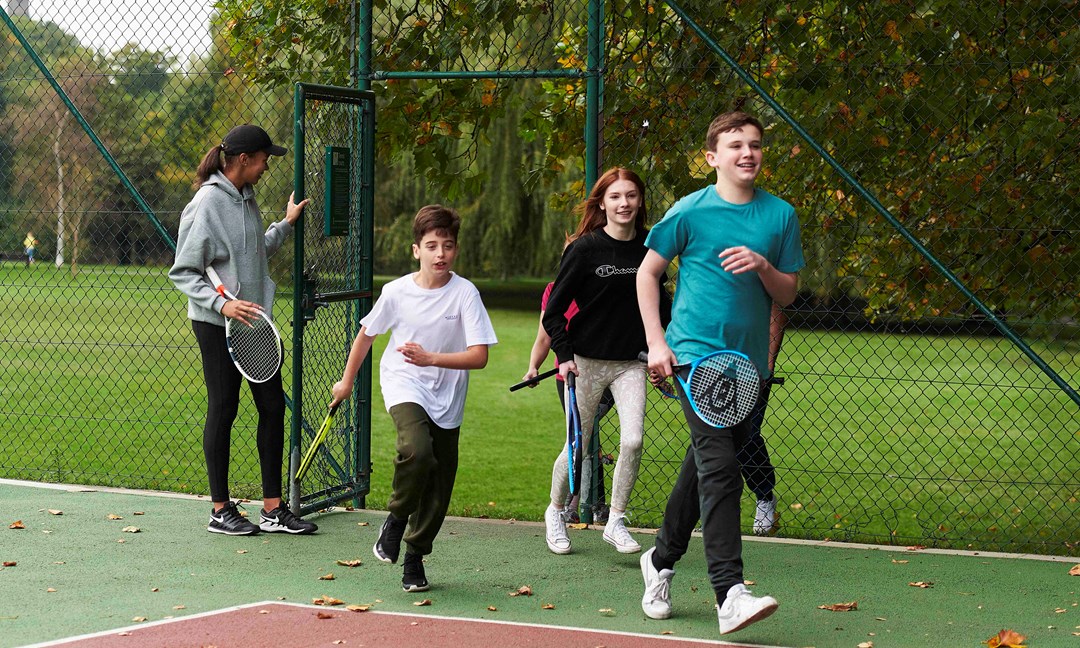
206,266,284,383
508,367,559,392
639,350,762,428
566,372,583,496
294,403,340,482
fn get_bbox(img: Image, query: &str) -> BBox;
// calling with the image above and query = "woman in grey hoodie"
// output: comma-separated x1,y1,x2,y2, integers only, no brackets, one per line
169,124,316,536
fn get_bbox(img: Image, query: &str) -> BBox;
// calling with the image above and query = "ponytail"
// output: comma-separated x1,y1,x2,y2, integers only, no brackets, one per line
192,144,226,190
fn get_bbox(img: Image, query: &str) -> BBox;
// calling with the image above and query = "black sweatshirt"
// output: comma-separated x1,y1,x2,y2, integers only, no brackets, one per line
543,228,670,364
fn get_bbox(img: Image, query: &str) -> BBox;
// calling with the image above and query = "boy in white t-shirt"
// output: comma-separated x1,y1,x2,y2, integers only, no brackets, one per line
331,205,498,593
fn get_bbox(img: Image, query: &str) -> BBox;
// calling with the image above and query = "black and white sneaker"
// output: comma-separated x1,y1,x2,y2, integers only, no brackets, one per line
402,552,430,592
260,506,318,534
208,501,260,536
373,513,407,563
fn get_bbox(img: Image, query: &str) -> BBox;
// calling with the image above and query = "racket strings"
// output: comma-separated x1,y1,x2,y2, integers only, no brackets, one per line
227,318,283,383
689,355,760,428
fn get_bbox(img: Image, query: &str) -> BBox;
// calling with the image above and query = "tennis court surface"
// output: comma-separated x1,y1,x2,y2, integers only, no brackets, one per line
3,480,1077,648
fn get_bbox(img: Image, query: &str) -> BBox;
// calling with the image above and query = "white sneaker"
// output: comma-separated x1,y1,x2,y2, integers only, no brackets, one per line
753,497,778,536
716,583,778,634
640,547,674,619
603,515,641,553
544,504,571,554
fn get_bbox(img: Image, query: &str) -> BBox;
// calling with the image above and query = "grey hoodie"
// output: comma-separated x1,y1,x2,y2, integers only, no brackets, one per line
169,171,293,324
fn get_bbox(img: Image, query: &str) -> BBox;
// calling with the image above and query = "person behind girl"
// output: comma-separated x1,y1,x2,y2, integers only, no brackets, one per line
169,124,316,536
542,167,669,555
330,205,497,593
522,281,613,525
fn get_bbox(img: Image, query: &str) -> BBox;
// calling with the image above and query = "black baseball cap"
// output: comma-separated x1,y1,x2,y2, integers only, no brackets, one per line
221,125,287,157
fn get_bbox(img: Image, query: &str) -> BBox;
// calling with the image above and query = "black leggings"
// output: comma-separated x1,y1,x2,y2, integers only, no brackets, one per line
192,320,285,503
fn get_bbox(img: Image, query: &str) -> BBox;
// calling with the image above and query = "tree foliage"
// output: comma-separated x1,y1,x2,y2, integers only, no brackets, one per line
212,0,1077,322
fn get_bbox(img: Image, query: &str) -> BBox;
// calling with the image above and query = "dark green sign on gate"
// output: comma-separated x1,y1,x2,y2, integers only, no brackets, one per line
324,147,351,237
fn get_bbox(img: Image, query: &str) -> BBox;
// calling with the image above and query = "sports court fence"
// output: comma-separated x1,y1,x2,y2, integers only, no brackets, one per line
0,0,1075,555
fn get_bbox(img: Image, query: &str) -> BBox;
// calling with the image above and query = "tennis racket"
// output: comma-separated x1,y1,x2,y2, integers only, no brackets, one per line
565,372,584,496
638,350,762,428
206,266,284,383
294,403,340,481
508,367,559,392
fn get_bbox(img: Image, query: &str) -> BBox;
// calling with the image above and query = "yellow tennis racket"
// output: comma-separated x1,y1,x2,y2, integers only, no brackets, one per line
295,404,339,481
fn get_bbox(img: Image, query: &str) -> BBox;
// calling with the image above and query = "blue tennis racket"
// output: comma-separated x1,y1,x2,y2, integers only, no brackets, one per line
639,350,762,428
565,372,584,496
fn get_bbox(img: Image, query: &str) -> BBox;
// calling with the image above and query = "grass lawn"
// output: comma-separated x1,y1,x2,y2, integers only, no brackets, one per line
2,262,1078,554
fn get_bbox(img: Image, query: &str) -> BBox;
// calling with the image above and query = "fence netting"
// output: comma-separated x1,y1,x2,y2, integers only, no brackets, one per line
0,0,1075,555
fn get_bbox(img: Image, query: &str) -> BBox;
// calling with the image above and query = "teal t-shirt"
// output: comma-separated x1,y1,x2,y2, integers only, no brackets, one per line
645,186,805,376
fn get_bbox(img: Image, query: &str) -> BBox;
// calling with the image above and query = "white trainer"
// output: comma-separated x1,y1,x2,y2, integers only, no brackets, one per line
716,583,778,634
753,497,778,536
544,504,571,554
640,547,674,619
602,514,641,554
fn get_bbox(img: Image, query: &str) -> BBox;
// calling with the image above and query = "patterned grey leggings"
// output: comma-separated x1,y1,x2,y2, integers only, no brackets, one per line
550,355,646,512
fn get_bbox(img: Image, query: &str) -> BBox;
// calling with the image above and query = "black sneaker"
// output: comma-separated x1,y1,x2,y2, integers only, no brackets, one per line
402,552,429,592
260,506,318,534
373,514,407,564
208,502,260,536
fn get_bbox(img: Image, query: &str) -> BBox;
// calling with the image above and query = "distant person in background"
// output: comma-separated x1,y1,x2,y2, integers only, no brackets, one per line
23,231,38,266
170,124,316,537
522,280,613,525
738,303,788,536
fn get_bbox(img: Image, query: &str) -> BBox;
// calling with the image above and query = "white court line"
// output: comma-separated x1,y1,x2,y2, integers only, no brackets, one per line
3,478,1073,563
18,601,792,648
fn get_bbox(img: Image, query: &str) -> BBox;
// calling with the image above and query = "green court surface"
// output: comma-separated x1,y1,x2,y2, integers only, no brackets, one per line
1,480,1077,648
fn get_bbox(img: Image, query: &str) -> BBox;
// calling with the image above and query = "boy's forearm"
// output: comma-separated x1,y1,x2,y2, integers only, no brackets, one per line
433,345,489,370
759,266,798,307
341,327,376,383
636,259,667,346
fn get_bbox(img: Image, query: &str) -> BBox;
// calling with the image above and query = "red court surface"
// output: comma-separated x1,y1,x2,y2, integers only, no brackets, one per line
31,602,770,648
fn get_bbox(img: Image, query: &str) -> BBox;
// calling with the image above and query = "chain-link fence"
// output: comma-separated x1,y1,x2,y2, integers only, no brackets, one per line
0,0,1075,555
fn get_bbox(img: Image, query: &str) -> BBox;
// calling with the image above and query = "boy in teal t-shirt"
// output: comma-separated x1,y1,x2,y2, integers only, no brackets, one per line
637,111,804,635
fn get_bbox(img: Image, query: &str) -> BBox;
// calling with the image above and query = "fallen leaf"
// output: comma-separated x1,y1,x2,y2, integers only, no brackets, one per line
414,599,432,606
1069,565,1080,576
117,539,126,544
568,523,588,530
107,514,123,520
818,601,858,611
858,642,874,648
984,628,1027,648
319,573,336,581
1056,608,1067,614
53,561,65,565
332,641,345,645
133,512,145,516
907,545,926,551
599,608,615,615
9,521,24,529
2,562,15,567
336,560,363,568
117,632,131,637
891,559,909,564
357,522,369,527
259,609,271,614
316,611,336,619
48,509,62,516
151,588,159,592
510,585,533,597
660,630,674,635
487,606,497,611
132,616,147,622
909,581,934,588
743,580,755,586
237,550,248,554
346,605,371,612
789,503,802,510
46,588,56,593
313,595,344,606
173,605,185,610
541,603,555,610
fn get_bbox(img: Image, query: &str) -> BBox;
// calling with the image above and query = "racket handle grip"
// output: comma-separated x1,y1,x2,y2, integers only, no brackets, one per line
566,372,575,388
328,402,340,415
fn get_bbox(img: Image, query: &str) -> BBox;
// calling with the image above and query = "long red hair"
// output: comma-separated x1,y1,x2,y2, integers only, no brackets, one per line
568,167,648,242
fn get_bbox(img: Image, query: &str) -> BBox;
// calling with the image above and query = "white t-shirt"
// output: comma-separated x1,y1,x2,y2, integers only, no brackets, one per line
361,272,498,429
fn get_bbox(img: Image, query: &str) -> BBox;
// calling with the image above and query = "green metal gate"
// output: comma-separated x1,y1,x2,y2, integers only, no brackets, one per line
288,83,376,515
